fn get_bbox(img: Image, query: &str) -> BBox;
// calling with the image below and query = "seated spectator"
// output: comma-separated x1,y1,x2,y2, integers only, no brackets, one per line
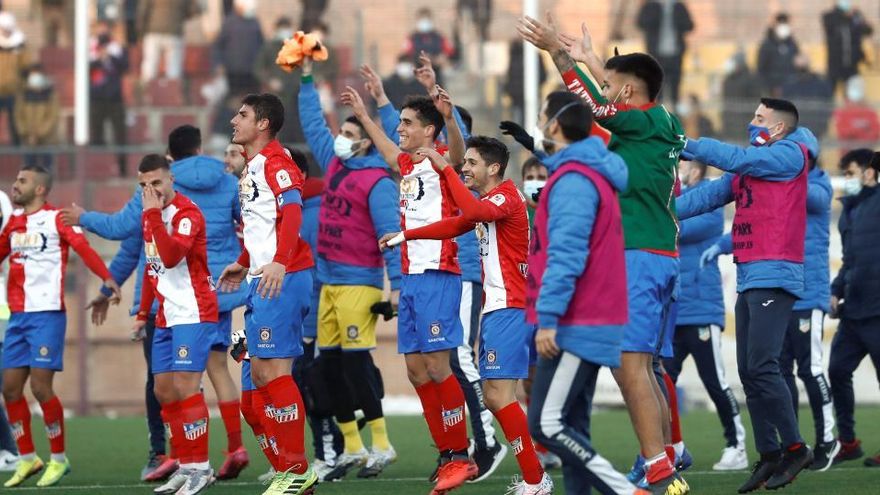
833,76,880,155
757,12,800,96
15,64,59,168
781,53,833,139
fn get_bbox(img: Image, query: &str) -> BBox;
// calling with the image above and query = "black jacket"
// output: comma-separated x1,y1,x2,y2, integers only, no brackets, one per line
757,31,799,94
832,186,880,320
822,7,873,81
637,1,694,58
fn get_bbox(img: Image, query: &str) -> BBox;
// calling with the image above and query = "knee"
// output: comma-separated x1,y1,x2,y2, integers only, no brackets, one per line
406,364,431,388
153,382,175,404
424,358,451,383
482,389,508,414
2,382,22,403
28,380,54,404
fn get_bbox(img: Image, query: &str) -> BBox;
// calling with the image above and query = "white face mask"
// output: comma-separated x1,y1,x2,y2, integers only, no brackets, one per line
396,63,414,79
523,180,546,201
417,19,433,33
276,28,293,40
334,135,364,160
775,24,791,40
846,76,865,102
843,177,863,196
27,72,47,89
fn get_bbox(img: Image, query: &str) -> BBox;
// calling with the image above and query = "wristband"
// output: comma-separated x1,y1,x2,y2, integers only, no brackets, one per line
386,232,406,247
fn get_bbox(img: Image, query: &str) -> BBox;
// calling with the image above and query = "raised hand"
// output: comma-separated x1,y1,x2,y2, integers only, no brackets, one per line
499,121,536,152
517,11,564,52
359,64,388,104
432,85,454,119
340,85,368,119
559,22,594,64
414,51,437,90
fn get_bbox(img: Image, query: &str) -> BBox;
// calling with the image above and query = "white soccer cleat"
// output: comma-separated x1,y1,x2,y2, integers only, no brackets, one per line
154,468,190,494
522,472,555,494
0,450,20,472
713,446,749,471
175,468,214,495
257,467,275,483
322,448,369,481
312,459,336,482
357,446,398,478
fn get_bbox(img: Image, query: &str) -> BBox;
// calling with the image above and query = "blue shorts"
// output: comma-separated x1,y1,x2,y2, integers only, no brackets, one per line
245,270,311,359
621,250,679,353
241,359,255,392
528,324,538,367
303,272,320,340
657,300,678,359
211,311,233,352
398,270,463,354
479,308,530,379
152,322,214,373
2,311,66,370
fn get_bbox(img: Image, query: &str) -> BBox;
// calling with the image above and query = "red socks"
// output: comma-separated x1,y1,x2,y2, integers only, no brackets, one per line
665,445,675,464
6,398,34,456
663,373,682,444
263,375,307,473
644,453,675,484
160,401,184,461
39,396,65,455
246,390,280,471
218,400,243,452
436,375,469,453
415,381,448,453
179,393,210,464
496,402,544,484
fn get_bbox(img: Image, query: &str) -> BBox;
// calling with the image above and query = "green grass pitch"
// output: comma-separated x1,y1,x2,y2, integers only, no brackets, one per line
6,407,879,494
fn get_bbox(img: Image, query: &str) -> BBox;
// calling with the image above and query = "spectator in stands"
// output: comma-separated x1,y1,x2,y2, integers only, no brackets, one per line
636,0,694,105
15,64,59,169
89,29,128,177
254,16,304,144
781,53,834,139
0,12,27,145
382,54,424,109
677,93,715,139
456,0,492,42
503,39,547,123
403,8,455,85
300,0,328,31
136,0,200,83
38,0,74,47
833,76,880,155
720,49,761,140
822,2,874,92
213,0,264,97
757,13,800,96
123,0,139,46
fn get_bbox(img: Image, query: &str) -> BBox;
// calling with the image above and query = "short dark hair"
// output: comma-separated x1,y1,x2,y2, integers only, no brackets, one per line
872,152,880,173
286,146,310,178
275,16,292,28
344,115,367,140
466,135,510,177
760,97,799,128
544,91,592,143
839,148,875,171
168,125,201,161
605,52,665,101
21,164,53,192
241,93,285,137
455,105,472,134
416,7,432,17
138,154,171,174
401,96,444,140
521,156,546,179
775,13,790,23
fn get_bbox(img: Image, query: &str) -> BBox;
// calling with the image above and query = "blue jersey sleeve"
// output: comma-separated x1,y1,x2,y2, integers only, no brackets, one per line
685,137,804,180
99,232,143,297
298,77,336,172
378,103,401,144
79,189,142,240
368,177,402,291
679,205,724,244
677,174,734,220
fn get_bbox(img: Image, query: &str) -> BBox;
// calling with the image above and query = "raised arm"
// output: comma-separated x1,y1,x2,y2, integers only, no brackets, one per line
67,190,142,240
676,174,734,220
684,137,805,180
298,59,337,172
432,86,465,165
340,85,403,172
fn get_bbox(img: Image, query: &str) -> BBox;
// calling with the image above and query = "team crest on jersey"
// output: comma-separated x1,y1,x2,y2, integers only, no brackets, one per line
698,327,711,342
240,177,259,203
488,194,506,206
273,404,299,423
400,177,425,201
177,218,192,236
45,421,62,439
276,169,293,188
511,436,524,455
10,421,24,440
799,318,811,333
430,322,441,336
487,349,497,364
39,345,49,357
260,327,272,342
10,232,49,255
177,345,189,359
442,406,464,428
347,325,359,339
183,418,208,441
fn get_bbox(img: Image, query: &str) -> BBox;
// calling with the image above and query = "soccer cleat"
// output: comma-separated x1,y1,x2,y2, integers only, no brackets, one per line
141,452,165,481
3,455,44,487
434,458,479,492
428,454,443,482
0,450,20,472
357,446,397,478
626,455,646,484
864,451,880,467
175,468,215,495
312,459,336,482
521,472,555,494
634,474,689,495
537,450,562,470
675,447,693,472
217,446,250,480
737,458,779,493
469,442,507,483
258,468,276,483
145,456,179,482
35,457,71,487
833,438,863,464
321,448,368,481
765,444,812,490
713,446,749,471
809,440,840,472
262,466,318,495
154,468,191,494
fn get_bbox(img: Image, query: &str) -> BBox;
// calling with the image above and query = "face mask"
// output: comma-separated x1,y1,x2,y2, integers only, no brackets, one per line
747,123,778,147
775,24,791,40
417,19,433,33
534,101,581,153
675,101,692,117
838,0,851,11
843,177,863,196
523,180,546,201
396,63,414,79
334,135,364,160
276,28,293,40
27,72,47,89
610,85,628,104
846,77,864,102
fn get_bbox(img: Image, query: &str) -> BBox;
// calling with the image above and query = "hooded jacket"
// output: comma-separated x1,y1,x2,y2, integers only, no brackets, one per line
83,155,246,314
831,185,880,320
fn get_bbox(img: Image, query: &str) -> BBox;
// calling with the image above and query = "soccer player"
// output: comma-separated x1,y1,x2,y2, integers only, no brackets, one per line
1,165,121,488
383,136,554,494
62,125,250,482
522,91,641,495
520,14,686,493
363,60,506,480
664,160,748,471
828,149,880,467
131,155,218,495
297,58,400,480
341,84,479,493
676,98,816,492
218,93,317,495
